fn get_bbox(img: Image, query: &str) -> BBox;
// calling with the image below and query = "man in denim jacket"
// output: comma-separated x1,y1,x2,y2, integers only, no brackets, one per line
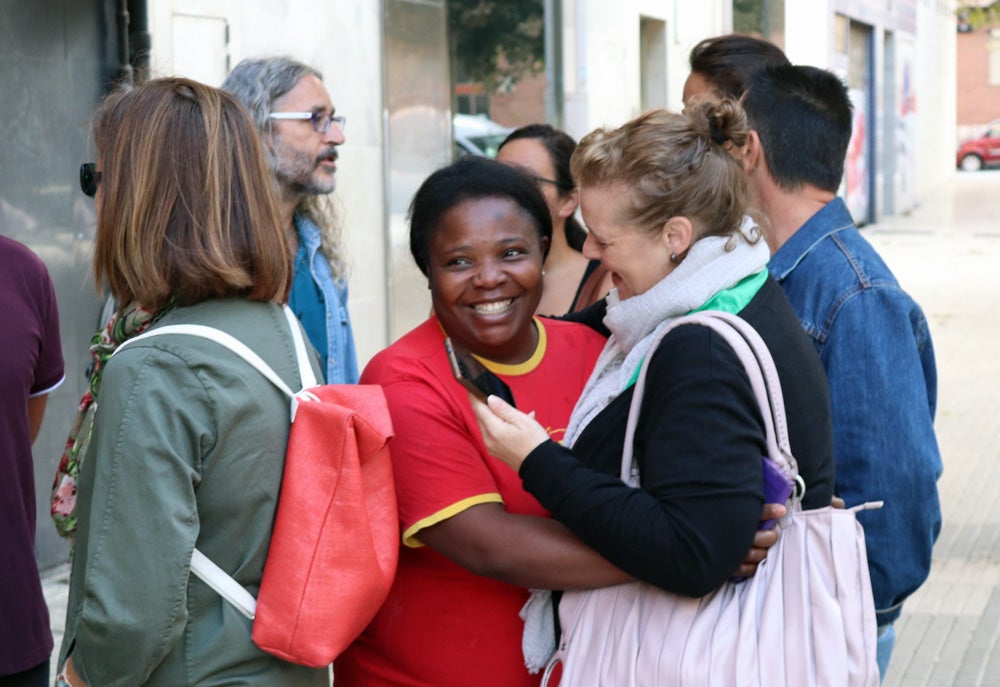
742,65,942,680
223,57,359,384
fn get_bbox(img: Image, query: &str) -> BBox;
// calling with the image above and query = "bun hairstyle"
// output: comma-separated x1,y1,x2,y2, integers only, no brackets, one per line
571,98,756,246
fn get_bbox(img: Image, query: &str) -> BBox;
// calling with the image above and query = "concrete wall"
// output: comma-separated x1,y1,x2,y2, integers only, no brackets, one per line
0,0,119,572
913,0,957,196
561,0,730,140
785,0,834,67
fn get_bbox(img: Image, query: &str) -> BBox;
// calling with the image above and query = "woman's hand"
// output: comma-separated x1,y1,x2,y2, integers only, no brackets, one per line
732,502,786,578
58,656,89,687
472,394,551,471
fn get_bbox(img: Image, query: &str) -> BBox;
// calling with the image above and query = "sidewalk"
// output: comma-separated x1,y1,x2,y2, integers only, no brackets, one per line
40,171,1000,683
867,171,1000,687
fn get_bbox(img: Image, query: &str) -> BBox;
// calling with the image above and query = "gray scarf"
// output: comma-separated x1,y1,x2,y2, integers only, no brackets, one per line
564,228,770,447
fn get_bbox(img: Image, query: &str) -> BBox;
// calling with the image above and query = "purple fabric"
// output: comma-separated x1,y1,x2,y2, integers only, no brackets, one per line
0,235,64,676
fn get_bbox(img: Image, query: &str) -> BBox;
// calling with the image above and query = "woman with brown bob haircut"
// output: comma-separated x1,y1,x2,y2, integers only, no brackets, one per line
55,78,326,687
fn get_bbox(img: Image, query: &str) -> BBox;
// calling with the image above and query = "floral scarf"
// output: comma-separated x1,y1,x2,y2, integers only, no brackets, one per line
50,302,161,539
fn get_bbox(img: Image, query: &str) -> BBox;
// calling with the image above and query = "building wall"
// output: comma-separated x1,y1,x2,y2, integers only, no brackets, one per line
957,24,1000,138
779,0,955,219
785,0,834,67
914,0,957,195
0,0,120,572
561,0,731,141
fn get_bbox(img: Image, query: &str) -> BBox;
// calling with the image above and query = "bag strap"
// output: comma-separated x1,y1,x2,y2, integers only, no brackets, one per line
111,304,317,620
622,311,799,490
114,305,316,398
282,304,318,389
190,549,257,619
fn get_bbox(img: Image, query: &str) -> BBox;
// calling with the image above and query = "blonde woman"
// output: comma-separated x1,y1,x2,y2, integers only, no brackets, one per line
476,100,835,608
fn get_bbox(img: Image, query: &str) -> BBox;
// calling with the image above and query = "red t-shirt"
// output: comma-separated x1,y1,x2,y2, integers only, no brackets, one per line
335,316,605,687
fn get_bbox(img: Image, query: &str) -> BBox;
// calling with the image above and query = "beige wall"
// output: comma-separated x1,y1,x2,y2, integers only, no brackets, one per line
561,0,731,140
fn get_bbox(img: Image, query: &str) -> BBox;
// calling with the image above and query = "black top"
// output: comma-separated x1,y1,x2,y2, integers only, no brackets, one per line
522,276,835,597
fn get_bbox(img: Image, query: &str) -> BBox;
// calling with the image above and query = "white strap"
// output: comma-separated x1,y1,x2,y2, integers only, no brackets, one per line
190,548,257,619
115,324,297,399
282,304,318,389
623,311,799,493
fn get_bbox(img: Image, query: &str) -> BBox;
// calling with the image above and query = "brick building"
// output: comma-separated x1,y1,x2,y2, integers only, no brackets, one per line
957,15,1000,141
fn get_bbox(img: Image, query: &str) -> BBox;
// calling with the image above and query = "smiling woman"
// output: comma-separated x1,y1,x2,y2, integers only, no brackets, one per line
333,156,619,687
427,196,546,363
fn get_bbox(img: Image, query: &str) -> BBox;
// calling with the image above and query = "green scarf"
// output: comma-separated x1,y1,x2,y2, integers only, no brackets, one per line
50,302,164,540
625,269,768,389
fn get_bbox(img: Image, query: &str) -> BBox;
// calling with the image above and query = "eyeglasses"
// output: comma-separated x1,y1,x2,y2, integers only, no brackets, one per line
268,111,346,133
534,175,572,191
80,163,101,197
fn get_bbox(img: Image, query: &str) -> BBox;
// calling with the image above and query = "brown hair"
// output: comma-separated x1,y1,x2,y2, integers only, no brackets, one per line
571,99,753,243
92,77,290,310
688,34,790,100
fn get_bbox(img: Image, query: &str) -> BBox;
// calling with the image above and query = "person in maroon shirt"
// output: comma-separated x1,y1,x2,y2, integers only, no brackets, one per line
0,234,65,687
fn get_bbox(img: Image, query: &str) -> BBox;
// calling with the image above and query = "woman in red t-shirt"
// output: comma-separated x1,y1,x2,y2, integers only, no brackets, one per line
334,157,625,687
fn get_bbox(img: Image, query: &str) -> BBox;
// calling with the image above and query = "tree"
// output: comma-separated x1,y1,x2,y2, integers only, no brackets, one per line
448,0,544,92
958,2,1000,30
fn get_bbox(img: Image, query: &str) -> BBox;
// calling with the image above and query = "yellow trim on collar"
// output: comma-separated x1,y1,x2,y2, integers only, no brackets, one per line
402,493,504,547
476,318,547,376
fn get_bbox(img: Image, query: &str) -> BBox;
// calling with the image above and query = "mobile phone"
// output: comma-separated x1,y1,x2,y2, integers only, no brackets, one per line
759,456,794,531
444,337,516,407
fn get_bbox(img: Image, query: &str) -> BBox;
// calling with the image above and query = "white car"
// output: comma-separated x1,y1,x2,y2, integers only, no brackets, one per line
453,113,512,158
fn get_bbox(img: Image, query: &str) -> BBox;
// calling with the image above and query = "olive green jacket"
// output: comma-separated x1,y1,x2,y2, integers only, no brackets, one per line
58,299,327,686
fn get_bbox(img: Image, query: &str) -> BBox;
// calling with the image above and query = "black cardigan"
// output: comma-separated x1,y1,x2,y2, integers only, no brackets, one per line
525,276,835,596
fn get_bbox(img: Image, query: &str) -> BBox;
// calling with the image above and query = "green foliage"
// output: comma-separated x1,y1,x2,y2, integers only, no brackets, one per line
958,2,1000,29
733,0,766,36
448,0,544,91
733,0,783,38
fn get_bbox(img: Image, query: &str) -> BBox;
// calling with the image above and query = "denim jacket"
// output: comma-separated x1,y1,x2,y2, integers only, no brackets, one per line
769,198,942,626
288,214,359,384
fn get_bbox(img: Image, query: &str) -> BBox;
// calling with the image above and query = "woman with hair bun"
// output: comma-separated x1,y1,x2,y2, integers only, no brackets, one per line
475,98,835,609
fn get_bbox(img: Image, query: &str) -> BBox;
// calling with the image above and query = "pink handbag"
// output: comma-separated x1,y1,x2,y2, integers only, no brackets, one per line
543,311,881,687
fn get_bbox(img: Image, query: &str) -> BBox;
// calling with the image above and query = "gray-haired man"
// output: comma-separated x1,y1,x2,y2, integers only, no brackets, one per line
223,56,358,384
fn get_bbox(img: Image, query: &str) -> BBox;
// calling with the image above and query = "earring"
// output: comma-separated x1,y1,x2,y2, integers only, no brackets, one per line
670,252,678,264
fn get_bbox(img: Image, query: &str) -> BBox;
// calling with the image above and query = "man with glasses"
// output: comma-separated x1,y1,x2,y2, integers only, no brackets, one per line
223,56,358,384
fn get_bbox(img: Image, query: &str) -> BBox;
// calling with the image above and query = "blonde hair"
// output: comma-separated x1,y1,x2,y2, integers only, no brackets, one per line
571,99,753,244
92,77,291,310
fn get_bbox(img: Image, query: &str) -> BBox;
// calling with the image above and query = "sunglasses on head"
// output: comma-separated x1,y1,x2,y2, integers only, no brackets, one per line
80,162,101,198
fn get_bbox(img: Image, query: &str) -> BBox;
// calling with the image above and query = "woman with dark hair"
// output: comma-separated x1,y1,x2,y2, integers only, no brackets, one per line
55,78,326,687
336,154,782,686
497,124,612,314
334,155,623,686
684,33,790,104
